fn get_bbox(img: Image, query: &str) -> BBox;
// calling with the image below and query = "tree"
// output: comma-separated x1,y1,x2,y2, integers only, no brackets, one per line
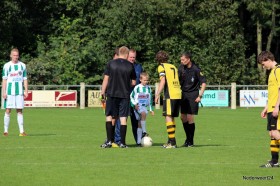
244,0,280,75
2,0,280,85
179,1,250,84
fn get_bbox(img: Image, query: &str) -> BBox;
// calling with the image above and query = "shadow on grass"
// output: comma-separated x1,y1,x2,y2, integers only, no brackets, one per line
28,134,57,137
140,143,225,148
189,144,225,147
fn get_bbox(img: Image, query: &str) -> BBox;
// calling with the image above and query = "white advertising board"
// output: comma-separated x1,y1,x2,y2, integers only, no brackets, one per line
239,90,267,107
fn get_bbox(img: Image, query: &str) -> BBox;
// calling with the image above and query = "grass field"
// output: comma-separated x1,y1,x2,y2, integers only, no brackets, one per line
0,107,279,186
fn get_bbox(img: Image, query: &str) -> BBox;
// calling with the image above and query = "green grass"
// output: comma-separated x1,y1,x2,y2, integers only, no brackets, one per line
0,107,279,186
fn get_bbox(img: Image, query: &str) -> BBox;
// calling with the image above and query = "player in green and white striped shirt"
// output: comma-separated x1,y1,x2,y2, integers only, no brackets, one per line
130,72,154,146
2,48,28,136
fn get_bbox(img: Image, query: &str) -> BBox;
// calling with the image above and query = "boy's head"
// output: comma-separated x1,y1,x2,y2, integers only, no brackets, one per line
258,51,276,70
156,51,168,64
258,51,275,64
10,48,19,62
113,47,119,59
140,72,149,85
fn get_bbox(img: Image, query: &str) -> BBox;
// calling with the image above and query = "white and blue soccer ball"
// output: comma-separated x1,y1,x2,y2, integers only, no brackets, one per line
141,136,153,147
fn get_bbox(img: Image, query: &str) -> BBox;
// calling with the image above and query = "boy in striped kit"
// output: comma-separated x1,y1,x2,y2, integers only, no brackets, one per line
2,48,28,136
130,72,154,146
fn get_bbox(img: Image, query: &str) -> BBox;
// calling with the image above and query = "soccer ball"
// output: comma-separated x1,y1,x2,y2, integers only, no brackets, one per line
141,136,153,147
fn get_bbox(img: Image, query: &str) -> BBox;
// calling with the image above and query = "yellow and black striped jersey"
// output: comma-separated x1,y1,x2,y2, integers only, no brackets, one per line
157,63,181,99
268,65,280,112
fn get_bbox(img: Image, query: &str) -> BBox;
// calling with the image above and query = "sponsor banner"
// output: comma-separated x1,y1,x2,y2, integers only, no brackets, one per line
200,90,229,107
24,90,77,107
88,90,102,107
240,90,267,107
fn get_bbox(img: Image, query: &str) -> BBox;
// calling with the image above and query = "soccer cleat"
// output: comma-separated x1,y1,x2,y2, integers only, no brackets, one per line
119,143,128,148
142,132,149,138
260,161,279,168
136,143,142,147
111,142,119,148
182,140,189,147
187,141,194,147
182,139,194,147
162,143,177,148
19,132,27,136
100,141,112,148
3,132,8,136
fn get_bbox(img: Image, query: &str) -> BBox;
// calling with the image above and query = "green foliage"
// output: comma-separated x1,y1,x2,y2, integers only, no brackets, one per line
1,0,280,85
180,1,248,84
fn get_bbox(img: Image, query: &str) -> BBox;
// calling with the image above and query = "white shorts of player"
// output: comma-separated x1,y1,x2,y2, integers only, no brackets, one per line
134,105,148,121
5,95,24,109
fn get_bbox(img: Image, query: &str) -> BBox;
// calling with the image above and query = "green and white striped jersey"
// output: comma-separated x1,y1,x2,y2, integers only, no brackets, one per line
130,84,153,111
2,61,27,95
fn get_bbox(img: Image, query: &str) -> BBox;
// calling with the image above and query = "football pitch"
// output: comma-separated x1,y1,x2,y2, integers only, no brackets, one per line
0,107,278,186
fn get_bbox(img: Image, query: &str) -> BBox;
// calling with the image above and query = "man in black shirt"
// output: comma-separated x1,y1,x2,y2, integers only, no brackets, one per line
178,52,206,147
101,46,136,148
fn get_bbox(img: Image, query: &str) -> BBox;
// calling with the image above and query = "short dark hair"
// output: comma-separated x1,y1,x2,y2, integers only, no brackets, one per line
258,51,275,64
181,51,192,59
114,47,119,56
129,48,136,53
156,50,168,64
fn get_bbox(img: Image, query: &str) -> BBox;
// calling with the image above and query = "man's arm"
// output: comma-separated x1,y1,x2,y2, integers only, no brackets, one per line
155,77,165,104
131,79,136,87
24,79,28,99
199,83,206,97
2,79,7,99
272,88,280,117
195,82,206,103
101,75,109,98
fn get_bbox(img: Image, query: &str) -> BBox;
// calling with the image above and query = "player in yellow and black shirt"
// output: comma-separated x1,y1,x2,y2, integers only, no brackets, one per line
258,51,280,168
154,51,181,148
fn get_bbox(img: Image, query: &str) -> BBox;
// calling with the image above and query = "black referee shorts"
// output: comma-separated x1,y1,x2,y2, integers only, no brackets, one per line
105,97,130,117
181,91,199,115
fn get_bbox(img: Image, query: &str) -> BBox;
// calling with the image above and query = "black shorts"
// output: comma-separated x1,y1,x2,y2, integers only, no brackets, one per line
105,97,130,117
162,99,180,117
181,91,199,115
267,112,280,131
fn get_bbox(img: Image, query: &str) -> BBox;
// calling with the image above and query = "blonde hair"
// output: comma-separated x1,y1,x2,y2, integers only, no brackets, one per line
119,46,129,56
10,48,19,54
140,72,149,80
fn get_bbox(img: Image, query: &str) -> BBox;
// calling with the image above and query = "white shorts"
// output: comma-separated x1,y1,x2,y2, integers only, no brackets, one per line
134,106,148,120
4,95,24,109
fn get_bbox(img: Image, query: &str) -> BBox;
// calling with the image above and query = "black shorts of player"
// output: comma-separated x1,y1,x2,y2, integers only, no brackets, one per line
162,99,180,117
181,91,199,115
267,112,280,131
105,97,130,117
